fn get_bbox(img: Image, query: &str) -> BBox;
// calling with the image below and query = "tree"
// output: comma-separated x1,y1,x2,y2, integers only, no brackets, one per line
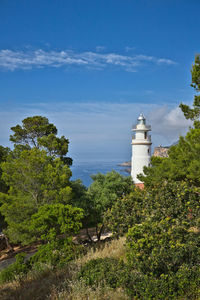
138,55,200,189
0,146,10,193
86,171,132,241
29,203,84,267
10,116,57,147
180,54,200,127
140,127,200,188
30,203,84,242
0,148,73,244
10,116,72,165
0,146,10,231
123,56,200,298
104,188,145,237
0,116,75,243
125,180,200,299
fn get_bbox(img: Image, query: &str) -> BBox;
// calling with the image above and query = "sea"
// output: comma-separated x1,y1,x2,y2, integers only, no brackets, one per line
71,160,130,187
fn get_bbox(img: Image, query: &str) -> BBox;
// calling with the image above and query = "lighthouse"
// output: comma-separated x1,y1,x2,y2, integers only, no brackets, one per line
131,113,152,185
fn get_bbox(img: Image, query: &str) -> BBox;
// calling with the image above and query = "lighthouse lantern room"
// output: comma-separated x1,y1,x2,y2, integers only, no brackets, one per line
131,113,152,184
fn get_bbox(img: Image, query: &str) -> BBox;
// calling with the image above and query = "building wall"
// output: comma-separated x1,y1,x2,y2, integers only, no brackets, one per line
131,143,151,183
153,146,169,158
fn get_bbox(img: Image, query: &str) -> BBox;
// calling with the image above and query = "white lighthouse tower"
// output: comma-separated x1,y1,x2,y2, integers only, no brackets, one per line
131,113,152,185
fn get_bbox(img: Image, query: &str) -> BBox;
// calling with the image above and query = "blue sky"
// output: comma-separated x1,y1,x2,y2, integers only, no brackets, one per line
0,0,199,161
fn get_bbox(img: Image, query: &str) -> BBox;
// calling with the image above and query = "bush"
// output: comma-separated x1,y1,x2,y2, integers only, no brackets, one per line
104,189,145,237
30,238,82,269
0,253,30,283
125,217,200,299
77,257,125,289
121,266,200,299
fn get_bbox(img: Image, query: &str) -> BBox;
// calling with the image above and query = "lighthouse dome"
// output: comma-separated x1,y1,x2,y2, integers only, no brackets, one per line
137,113,146,125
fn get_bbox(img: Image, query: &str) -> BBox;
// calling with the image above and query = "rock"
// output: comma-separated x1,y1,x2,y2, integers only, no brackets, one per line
117,161,131,167
153,146,169,158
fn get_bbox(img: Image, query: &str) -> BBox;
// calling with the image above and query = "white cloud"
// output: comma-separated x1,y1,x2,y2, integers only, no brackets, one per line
0,101,191,160
0,48,177,72
148,106,192,146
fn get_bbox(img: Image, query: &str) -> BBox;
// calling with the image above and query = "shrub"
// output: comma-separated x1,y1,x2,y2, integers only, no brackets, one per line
30,238,82,269
125,217,200,299
77,257,125,289
104,189,145,237
121,266,200,299
0,253,30,283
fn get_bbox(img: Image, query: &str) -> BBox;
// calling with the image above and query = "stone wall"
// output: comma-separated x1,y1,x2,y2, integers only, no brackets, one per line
153,146,169,158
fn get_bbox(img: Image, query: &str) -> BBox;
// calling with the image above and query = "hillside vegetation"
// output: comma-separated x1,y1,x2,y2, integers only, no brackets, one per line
0,55,200,299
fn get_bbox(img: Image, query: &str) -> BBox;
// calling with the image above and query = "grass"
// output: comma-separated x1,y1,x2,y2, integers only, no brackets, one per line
0,237,128,300
76,236,126,265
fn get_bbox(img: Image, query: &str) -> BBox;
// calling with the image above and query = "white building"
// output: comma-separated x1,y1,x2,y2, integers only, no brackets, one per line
131,113,152,185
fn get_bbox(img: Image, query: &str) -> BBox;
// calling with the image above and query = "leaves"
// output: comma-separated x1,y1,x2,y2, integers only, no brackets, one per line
9,116,72,165
0,142,73,244
30,203,84,241
10,116,57,147
179,54,200,123
87,171,132,228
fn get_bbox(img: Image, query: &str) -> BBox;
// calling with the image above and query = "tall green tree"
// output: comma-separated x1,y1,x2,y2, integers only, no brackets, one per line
0,146,10,193
0,148,72,244
140,127,200,188
180,54,200,127
0,146,10,231
0,121,73,244
86,171,132,240
140,55,200,188
10,116,72,165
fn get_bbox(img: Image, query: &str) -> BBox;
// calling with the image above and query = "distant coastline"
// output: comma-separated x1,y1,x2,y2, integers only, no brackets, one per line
117,161,131,167
117,161,131,174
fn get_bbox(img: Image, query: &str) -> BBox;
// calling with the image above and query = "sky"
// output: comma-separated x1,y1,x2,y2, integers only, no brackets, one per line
0,0,199,162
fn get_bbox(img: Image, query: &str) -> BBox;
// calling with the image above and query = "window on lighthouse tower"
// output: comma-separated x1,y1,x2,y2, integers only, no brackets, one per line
144,132,147,139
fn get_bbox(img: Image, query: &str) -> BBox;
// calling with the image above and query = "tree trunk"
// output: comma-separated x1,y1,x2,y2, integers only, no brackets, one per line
96,224,104,241
86,227,93,242
3,234,13,252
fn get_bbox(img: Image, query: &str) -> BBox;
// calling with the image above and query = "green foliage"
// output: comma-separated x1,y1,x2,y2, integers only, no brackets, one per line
124,180,200,299
88,171,132,210
10,116,57,147
30,203,84,241
0,146,10,230
180,54,200,125
77,258,125,289
0,253,30,283
0,148,72,244
38,133,72,165
126,218,200,277
0,116,76,243
87,171,132,225
140,126,200,188
140,55,200,188
30,238,81,268
121,266,200,299
0,146,10,194
70,179,89,210
145,180,200,223
10,115,72,165
0,203,84,282
28,203,83,268
104,189,145,237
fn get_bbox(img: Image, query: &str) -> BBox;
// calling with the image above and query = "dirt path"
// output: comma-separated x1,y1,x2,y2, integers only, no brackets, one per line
0,229,112,271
